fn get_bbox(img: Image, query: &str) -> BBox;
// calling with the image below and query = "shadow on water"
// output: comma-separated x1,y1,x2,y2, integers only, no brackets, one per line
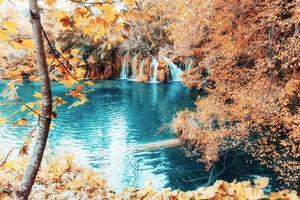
0,80,278,191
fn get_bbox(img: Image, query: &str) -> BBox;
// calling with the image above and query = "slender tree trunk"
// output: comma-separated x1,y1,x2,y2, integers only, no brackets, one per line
16,0,52,199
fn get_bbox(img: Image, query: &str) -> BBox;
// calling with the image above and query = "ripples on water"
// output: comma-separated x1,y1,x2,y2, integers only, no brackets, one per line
0,80,275,191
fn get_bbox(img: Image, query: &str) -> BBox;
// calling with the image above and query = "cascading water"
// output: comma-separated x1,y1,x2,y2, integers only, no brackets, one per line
150,57,159,83
120,54,129,79
139,59,145,76
185,58,193,70
164,58,183,81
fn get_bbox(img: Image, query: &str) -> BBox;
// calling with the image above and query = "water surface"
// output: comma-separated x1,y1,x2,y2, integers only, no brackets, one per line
0,80,275,191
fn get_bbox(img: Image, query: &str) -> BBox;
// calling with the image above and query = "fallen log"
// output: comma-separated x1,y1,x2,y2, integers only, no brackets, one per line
132,138,183,152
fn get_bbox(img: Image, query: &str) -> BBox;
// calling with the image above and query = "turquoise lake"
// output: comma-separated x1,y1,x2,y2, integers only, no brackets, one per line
0,80,274,191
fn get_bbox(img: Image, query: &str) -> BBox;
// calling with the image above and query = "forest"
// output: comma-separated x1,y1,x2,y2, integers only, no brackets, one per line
0,0,299,199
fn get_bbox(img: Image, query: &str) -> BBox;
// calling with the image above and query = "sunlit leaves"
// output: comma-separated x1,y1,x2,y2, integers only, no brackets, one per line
53,96,67,106
60,77,77,88
0,21,17,41
59,16,71,27
84,81,95,86
13,118,28,127
10,39,34,49
46,0,56,6
0,0,4,4
124,0,135,6
99,4,118,23
20,102,35,112
0,117,7,125
68,97,88,109
54,11,71,29
254,177,269,189
33,92,42,98
0,31,9,41
2,21,17,34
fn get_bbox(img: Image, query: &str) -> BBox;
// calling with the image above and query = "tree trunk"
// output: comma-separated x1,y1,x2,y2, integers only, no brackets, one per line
16,0,52,199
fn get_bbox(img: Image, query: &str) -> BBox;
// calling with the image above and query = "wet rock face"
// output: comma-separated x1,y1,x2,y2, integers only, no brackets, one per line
88,63,113,80
112,53,122,78
136,74,150,82
157,63,169,82
104,63,113,79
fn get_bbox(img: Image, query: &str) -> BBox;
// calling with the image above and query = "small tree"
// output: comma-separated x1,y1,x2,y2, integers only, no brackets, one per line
16,0,52,199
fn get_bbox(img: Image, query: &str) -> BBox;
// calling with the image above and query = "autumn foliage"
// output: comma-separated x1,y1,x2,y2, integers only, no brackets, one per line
0,155,298,199
172,0,299,190
0,0,299,197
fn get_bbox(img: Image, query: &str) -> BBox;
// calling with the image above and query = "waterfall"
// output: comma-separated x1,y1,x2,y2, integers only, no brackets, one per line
186,58,193,70
150,57,159,83
120,54,129,79
139,59,145,76
164,58,183,81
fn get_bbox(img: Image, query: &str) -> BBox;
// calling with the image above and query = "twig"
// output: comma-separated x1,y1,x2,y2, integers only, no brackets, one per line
15,96,41,117
69,0,109,5
41,26,90,90
0,148,15,168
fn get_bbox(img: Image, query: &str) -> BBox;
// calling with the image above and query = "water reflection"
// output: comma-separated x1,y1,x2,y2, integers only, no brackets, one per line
0,80,202,191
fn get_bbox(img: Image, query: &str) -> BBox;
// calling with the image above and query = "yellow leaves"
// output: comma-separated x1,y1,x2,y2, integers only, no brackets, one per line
0,0,4,4
70,48,80,55
47,159,64,181
65,154,75,172
60,76,77,88
84,81,95,86
33,92,42,98
54,11,68,21
0,193,10,200
197,182,219,199
82,20,97,35
0,117,7,125
53,96,67,106
8,80,16,89
68,97,88,109
20,102,35,112
0,31,9,41
68,85,83,98
114,23,124,32
10,39,34,49
269,190,299,200
254,177,269,189
124,0,135,5
46,0,56,6
74,7,87,18
93,26,106,42
99,4,117,23
2,21,17,34
66,178,84,190
54,11,71,29
13,118,28,127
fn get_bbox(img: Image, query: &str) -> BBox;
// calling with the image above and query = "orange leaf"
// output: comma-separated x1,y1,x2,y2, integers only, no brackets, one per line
124,0,135,5
33,92,42,98
0,117,7,125
60,16,71,27
46,0,56,6
11,39,34,49
60,77,77,88
0,31,8,41
13,118,28,127
2,21,17,34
